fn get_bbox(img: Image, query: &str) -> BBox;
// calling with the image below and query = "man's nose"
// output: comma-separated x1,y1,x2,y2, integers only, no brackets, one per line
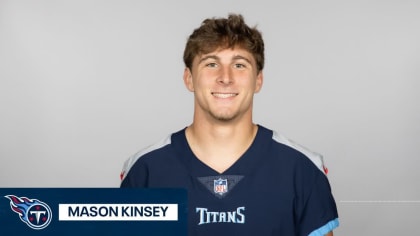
217,67,233,85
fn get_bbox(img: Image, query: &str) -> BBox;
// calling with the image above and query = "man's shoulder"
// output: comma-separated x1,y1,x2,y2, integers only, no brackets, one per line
120,135,170,179
261,125,328,175
120,128,186,181
127,135,172,164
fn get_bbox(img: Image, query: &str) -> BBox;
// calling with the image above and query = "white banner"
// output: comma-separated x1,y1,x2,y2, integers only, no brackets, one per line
58,204,178,221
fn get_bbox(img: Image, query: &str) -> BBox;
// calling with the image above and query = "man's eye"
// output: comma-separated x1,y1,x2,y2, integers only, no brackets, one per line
206,63,218,68
234,63,246,69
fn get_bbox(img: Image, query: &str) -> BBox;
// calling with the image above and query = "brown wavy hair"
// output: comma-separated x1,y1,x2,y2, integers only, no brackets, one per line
183,14,265,73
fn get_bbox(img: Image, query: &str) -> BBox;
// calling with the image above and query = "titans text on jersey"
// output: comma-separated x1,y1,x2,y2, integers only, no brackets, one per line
196,206,245,225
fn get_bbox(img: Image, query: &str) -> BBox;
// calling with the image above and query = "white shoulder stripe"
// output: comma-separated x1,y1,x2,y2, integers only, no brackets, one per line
272,131,327,175
121,135,172,181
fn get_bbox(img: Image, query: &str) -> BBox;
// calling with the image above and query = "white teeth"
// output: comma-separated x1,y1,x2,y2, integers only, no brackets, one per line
212,93,237,98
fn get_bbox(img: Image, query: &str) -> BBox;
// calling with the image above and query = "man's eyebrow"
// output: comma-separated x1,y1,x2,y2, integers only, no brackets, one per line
232,55,252,64
198,54,252,64
198,55,219,64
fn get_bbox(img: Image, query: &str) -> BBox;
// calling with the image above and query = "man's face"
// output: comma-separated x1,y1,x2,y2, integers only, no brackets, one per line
184,47,263,123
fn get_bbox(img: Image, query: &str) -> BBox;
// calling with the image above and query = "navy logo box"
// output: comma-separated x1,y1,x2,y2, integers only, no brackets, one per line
0,188,187,235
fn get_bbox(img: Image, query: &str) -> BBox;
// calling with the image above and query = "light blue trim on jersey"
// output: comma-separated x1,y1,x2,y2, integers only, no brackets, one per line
121,135,172,181
272,131,327,175
308,218,339,236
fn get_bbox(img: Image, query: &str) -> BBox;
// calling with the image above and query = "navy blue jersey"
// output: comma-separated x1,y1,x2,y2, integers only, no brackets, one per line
120,125,339,235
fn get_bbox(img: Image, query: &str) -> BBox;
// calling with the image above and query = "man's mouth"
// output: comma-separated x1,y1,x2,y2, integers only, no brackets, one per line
211,93,238,98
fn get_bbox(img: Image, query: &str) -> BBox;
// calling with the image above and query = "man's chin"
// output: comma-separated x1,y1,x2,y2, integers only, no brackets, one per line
210,112,239,122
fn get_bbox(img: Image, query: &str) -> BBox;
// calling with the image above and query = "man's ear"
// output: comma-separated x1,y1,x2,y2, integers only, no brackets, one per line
254,71,263,93
183,68,194,92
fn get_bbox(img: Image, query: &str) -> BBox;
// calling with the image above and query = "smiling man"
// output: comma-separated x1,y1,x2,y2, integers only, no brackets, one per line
120,14,339,236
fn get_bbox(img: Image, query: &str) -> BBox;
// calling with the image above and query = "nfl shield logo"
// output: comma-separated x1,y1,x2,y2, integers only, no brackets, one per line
214,178,228,195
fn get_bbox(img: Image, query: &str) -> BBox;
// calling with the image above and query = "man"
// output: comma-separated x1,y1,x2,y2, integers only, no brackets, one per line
120,14,339,235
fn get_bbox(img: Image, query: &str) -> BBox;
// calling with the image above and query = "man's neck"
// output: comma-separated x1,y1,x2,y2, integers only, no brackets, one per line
185,120,258,173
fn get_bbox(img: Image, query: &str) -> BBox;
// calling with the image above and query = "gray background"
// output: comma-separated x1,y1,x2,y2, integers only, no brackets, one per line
1,0,419,234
